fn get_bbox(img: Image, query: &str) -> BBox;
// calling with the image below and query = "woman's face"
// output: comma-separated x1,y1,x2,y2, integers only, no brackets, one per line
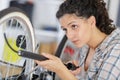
59,14,93,48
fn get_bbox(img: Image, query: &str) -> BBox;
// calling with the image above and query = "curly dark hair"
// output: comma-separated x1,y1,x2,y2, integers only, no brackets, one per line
56,0,115,34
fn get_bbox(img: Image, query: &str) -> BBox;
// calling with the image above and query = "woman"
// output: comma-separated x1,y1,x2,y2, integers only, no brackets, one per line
36,0,120,80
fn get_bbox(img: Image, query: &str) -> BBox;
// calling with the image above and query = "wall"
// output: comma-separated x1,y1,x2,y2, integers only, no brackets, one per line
108,0,120,26
0,0,10,11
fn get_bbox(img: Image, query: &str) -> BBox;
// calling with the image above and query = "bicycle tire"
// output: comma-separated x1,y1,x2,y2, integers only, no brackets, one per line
0,7,35,80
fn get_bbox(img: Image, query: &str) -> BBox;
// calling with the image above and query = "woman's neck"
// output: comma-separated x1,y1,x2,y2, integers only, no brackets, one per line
88,28,108,50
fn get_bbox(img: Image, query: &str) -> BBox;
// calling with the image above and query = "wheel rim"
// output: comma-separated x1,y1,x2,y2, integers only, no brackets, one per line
0,7,35,80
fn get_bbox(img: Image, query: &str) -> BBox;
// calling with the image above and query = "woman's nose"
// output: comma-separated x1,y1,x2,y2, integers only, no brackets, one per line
66,32,74,40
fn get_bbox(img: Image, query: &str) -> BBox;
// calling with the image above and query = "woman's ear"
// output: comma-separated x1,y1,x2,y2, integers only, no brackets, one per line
88,16,96,27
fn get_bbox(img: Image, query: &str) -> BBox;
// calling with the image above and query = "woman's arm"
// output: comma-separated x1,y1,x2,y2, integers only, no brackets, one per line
35,53,78,80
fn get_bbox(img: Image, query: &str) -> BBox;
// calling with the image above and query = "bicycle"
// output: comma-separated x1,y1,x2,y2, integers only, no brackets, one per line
0,7,35,80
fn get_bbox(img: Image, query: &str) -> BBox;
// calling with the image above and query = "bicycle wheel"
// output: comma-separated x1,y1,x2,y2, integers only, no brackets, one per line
0,7,35,80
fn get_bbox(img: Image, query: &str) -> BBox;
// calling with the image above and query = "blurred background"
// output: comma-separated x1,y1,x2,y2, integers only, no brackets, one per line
0,0,120,55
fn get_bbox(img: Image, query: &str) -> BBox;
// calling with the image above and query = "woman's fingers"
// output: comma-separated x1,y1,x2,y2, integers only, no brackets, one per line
70,67,81,76
41,53,58,60
34,53,64,72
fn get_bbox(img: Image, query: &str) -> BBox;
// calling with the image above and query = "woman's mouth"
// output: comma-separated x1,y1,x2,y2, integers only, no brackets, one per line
72,40,79,44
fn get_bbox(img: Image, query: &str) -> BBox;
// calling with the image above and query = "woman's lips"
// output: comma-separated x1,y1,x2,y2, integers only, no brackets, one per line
72,40,79,44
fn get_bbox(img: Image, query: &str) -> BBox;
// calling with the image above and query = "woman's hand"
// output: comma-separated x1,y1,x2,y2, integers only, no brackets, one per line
35,53,65,73
35,53,78,80
69,60,81,76
70,67,81,76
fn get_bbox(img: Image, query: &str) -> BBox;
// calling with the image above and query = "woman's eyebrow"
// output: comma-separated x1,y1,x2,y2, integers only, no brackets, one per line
60,21,76,29
67,21,76,26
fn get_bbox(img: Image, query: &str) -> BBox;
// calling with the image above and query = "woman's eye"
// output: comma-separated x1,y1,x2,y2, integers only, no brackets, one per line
63,28,67,33
71,25,78,30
